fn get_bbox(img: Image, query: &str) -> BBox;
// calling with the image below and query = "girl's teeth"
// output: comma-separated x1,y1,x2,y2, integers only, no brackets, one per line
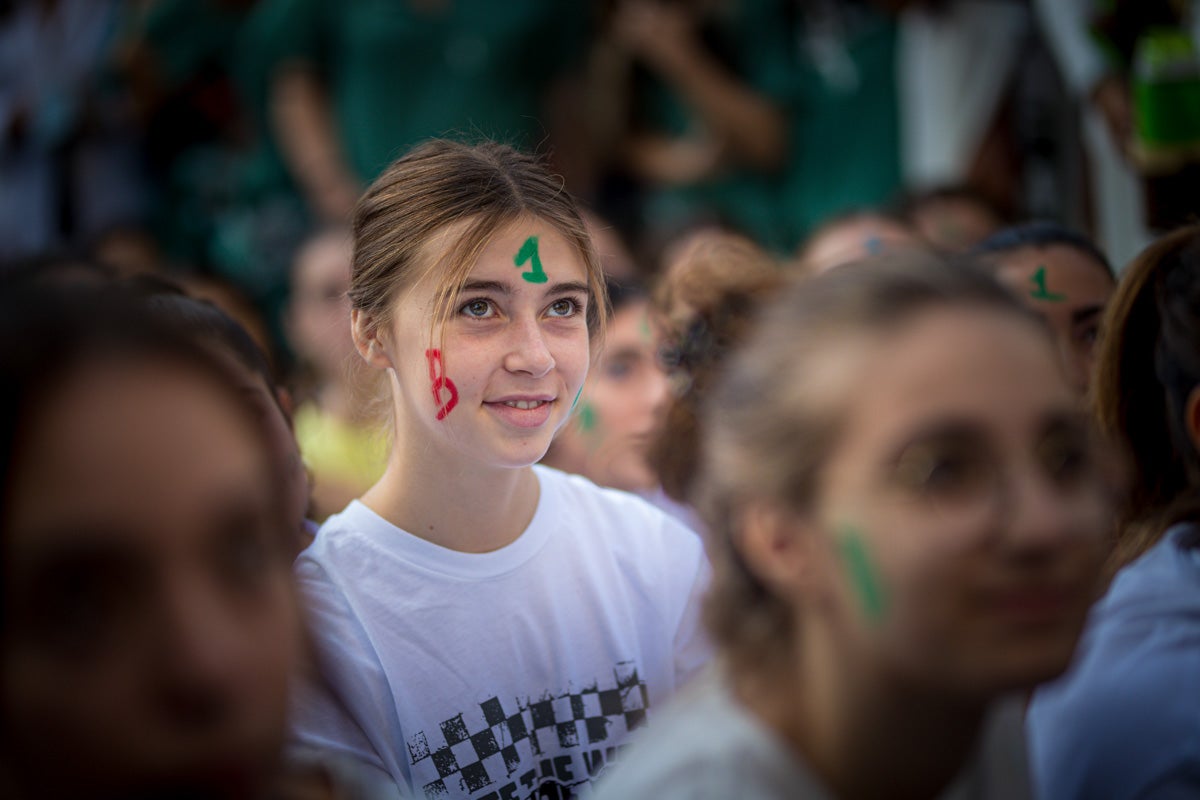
504,400,541,410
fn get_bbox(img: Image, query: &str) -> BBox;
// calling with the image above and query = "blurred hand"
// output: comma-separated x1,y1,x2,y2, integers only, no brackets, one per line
611,0,700,71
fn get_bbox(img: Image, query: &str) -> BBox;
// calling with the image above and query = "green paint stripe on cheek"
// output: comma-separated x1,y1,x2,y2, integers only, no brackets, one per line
837,526,887,624
577,401,597,433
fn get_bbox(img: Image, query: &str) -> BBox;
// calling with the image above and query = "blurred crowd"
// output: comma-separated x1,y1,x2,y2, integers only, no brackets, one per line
4,1,1200,799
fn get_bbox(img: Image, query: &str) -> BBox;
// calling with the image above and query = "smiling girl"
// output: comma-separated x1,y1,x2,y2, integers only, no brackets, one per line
288,141,710,800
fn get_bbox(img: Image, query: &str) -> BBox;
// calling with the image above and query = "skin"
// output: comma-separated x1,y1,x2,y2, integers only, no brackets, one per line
287,231,357,385
1,360,301,800
800,216,926,276
909,197,1001,254
352,217,592,553
993,244,1115,394
286,231,379,518
546,298,670,492
739,308,1109,800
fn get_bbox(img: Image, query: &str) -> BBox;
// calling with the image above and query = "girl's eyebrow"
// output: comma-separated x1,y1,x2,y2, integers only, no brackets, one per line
549,281,591,296
462,279,509,295
460,280,590,296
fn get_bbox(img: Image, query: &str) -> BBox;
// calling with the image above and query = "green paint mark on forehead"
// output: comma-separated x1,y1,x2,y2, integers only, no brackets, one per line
837,525,887,624
639,311,653,344
1029,265,1066,303
514,236,549,284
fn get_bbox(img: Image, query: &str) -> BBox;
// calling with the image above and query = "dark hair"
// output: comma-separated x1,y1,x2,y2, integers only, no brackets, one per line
972,221,1114,279
143,291,278,401
604,275,647,315
0,285,274,625
1092,223,1200,569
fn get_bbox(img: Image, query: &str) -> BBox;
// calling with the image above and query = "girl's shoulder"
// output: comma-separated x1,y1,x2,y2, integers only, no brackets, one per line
533,464,701,545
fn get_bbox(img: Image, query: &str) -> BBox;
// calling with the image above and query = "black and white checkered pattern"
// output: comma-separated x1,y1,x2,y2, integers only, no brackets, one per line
408,662,649,799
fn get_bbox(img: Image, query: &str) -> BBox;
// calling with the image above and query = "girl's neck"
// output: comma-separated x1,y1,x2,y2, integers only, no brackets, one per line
360,448,540,553
737,633,988,800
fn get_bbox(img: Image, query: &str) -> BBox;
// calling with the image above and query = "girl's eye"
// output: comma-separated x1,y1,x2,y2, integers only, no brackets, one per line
548,298,580,318
461,299,494,318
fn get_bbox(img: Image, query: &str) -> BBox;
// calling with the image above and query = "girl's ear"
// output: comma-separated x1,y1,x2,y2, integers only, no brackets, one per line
351,309,393,370
734,502,819,599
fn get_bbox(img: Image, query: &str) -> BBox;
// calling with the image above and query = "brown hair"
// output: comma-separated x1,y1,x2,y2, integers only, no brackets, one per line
350,139,608,352
1092,224,1200,571
648,232,784,502
694,253,1040,677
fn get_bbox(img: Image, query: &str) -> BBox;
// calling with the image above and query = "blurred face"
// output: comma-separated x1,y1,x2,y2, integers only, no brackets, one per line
288,234,356,380
801,308,1110,699
552,299,669,492
993,245,1115,394
1,360,301,799
216,355,309,534
380,218,592,469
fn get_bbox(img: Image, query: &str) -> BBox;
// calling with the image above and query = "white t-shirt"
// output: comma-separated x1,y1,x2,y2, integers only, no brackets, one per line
290,465,711,800
593,667,1032,800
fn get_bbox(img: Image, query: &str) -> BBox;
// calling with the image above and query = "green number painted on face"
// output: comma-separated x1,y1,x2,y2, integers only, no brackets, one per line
514,236,549,284
837,525,887,624
1029,266,1066,303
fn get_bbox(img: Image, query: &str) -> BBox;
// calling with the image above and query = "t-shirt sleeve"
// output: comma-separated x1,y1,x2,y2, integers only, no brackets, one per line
290,552,411,788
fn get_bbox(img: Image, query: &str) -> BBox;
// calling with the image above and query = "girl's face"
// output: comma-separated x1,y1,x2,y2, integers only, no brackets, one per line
551,298,669,492
993,244,1115,394
798,307,1109,699
379,218,592,470
1,360,301,799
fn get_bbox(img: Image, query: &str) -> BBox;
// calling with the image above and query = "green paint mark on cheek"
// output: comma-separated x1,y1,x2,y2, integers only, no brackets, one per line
837,525,887,624
514,235,549,284
1029,265,1066,303
571,385,583,410
639,312,653,344
577,401,597,433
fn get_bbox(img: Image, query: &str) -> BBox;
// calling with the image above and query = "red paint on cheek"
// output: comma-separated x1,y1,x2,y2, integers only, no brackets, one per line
425,349,459,421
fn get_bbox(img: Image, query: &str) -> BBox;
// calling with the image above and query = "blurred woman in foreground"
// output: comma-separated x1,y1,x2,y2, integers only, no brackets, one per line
597,255,1115,799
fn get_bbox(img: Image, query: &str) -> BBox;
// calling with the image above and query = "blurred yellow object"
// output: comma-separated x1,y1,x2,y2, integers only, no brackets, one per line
294,402,388,520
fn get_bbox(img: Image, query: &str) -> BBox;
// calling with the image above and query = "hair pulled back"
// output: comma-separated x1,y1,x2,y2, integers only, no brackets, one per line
694,254,1038,677
350,139,608,343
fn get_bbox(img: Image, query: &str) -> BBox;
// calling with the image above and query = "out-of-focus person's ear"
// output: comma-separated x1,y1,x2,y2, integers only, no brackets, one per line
351,309,393,370
734,501,817,598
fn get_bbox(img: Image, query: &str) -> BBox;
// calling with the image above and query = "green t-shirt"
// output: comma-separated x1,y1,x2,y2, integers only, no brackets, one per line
638,1,902,254
247,0,589,181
